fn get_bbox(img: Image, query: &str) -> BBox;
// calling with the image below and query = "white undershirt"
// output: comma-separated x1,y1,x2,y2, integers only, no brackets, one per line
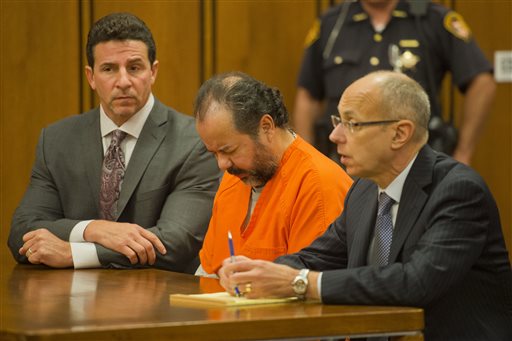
69,94,154,269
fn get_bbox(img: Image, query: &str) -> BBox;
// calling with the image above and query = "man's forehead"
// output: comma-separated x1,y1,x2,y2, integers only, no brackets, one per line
338,85,380,117
94,40,148,59
197,109,243,150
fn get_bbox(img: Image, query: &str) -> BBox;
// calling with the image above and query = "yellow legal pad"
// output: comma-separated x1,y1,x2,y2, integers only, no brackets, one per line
170,292,299,308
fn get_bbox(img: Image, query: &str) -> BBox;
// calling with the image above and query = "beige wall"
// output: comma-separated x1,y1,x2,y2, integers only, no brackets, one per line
1,0,510,267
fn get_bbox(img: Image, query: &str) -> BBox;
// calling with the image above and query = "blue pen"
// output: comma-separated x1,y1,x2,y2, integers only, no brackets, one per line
227,231,241,297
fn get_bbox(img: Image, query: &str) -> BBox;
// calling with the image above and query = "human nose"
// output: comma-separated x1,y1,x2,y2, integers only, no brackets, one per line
216,154,233,171
115,68,132,89
329,123,347,145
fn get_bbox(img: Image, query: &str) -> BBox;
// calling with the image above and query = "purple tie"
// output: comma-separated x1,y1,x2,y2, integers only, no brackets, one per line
374,192,395,266
99,130,127,221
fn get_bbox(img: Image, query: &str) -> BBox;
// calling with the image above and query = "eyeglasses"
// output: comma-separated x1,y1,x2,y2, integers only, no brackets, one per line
331,115,399,134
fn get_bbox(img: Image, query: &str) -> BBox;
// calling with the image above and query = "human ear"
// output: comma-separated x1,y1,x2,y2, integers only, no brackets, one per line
259,114,275,140
150,60,159,84
85,66,96,90
391,120,414,149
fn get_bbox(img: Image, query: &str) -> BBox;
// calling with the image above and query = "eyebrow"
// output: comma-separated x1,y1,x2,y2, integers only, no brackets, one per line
339,109,355,119
204,143,232,154
98,57,145,67
217,145,233,153
126,57,145,63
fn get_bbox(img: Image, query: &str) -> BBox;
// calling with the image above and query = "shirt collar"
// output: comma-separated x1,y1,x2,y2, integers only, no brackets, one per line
378,153,418,204
100,94,154,138
350,0,409,24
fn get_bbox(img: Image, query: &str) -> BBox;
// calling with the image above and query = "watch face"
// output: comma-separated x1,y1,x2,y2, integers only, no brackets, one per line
294,279,307,295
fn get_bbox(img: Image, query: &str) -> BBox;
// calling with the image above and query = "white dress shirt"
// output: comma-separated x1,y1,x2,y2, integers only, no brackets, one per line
69,94,154,268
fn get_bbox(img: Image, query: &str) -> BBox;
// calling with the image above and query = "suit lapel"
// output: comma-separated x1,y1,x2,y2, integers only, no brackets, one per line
81,109,103,214
116,101,168,219
348,181,379,267
388,146,435,263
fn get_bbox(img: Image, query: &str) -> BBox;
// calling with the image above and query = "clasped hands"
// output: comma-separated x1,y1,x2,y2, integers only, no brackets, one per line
19,220,166,268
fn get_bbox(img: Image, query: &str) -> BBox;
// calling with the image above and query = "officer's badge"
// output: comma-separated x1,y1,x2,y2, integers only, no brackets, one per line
304,19,320,48
399,50,420,69
389,44,420,72
444,11,472,42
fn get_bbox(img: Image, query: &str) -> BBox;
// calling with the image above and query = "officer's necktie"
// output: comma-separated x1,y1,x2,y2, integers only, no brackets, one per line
374,192,395,266
99,129,127,221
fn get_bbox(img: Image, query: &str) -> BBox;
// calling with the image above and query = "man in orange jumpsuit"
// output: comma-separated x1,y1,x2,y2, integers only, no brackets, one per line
194,72,353,276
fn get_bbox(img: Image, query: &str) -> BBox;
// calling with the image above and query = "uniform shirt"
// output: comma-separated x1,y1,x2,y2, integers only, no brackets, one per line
199,136,353,274
298,0,492,125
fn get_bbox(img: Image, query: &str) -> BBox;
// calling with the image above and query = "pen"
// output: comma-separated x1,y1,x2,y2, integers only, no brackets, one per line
227,231,241,297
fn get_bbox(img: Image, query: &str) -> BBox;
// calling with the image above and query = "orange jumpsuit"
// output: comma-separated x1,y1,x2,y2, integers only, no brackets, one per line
199,136,353,274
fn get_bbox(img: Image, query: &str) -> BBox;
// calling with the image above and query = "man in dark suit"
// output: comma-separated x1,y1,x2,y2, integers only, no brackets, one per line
8,13,220,272
219,71,512,340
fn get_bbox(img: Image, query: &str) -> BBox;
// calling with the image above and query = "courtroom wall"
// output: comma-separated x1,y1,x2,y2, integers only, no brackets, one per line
1,0,510,266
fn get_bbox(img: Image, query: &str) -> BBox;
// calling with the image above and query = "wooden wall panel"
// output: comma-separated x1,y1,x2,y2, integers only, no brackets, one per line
452,0,512,256
215,1,317,121
0,1,81,266
91,0,201,116
2,0,510,268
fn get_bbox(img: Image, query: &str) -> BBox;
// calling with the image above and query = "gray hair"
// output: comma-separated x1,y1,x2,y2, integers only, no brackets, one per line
375,71,430,143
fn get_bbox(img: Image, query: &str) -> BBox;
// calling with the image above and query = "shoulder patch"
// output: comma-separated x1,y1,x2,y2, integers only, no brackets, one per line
304,19,320,48
444,11,472,42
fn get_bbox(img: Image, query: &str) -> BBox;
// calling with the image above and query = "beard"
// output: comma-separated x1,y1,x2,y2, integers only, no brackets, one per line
227,141,278,188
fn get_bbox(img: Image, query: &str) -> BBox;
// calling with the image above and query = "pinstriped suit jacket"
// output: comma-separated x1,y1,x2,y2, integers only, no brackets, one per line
9,99,220,273
277,145,512,340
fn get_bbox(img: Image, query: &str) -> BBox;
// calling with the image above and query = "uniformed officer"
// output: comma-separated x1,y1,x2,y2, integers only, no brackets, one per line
294,0,495,165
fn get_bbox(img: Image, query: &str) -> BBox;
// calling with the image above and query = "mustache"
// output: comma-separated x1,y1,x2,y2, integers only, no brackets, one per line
112,92,136,99
227,167,251,176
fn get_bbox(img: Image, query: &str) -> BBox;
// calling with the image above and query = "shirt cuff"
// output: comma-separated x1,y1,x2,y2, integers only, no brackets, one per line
195,264,219,278
69,220,93,242
317,272,323,302
70,242,101,269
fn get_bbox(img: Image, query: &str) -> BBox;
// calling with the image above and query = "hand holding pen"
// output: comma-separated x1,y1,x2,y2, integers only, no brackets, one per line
227,231,242,297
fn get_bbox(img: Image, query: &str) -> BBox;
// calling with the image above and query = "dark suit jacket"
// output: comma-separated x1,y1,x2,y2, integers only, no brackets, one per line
277,145,512,340
9,99,221,273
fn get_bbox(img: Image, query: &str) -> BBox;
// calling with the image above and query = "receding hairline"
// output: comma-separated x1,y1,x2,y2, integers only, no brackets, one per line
221,75,243,88
195,74,244,122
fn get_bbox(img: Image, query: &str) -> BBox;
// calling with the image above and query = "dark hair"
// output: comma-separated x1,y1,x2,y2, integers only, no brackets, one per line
194,72,289,137
86,12,156,68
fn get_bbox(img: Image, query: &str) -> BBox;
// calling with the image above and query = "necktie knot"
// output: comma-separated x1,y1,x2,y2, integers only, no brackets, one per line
378,192,394,216
111,130,127,147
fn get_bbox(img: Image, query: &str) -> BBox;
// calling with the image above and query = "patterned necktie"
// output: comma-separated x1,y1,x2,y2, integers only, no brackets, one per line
99,129,128,221
374,192,395,266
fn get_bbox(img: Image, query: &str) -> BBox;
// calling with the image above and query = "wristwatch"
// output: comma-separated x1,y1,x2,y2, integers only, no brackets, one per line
291,269,310,300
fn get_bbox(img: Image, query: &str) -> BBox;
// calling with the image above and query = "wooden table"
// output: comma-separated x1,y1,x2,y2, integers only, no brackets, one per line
0,264,424,340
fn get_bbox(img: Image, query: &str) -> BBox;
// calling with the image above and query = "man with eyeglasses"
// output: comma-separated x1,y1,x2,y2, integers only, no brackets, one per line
218,71,512,340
